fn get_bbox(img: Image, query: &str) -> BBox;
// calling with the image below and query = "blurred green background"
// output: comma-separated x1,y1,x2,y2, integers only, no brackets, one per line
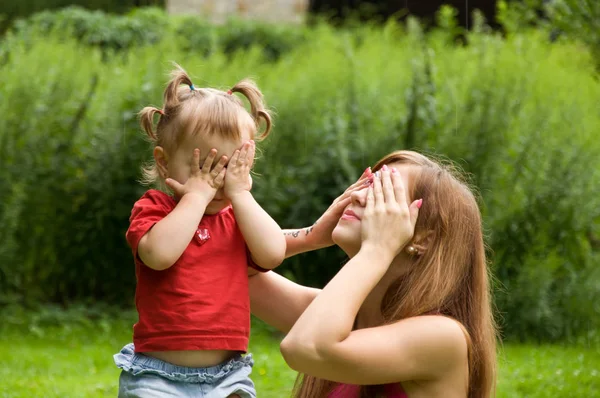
0,0,599,396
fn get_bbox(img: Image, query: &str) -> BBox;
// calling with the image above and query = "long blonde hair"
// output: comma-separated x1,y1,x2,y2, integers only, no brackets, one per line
138,64,272,185
294,150,498,398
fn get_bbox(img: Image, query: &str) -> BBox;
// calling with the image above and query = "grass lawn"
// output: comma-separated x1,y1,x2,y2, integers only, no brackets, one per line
0,308,598,397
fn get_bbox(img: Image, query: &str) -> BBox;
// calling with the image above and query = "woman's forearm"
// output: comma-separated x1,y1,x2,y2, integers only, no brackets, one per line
282,245,392,349
249,271,320,333
284,226,327,258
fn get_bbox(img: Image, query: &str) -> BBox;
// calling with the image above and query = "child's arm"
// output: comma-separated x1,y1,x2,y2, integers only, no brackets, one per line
231,191,285,269
138,149,227,270
283,168,372,258
225,141,286,270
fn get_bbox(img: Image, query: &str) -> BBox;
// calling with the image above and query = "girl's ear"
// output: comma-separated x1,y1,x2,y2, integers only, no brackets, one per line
154,146,169,178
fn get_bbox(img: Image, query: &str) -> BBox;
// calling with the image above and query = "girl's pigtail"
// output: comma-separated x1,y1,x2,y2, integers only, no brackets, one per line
139,106,164,141
230,79,272,140
164,63,195,110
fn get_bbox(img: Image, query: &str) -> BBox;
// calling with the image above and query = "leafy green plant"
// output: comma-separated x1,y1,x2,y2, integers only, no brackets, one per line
0,0,163,32
5,7,309,62
0,11,598,341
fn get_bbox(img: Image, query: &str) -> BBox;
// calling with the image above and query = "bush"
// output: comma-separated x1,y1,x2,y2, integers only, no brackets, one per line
5,7,309,62
497,0,600,70
0,0,163,32
0,14,599,341
546,0,600,69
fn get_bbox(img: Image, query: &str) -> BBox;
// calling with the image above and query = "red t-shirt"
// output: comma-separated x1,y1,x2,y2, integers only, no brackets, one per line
126,189,256,353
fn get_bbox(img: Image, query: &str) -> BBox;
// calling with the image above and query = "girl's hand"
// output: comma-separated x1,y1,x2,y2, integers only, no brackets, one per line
307,168,372,248
165,148,227,201
224,140,255,200
361,166,421,257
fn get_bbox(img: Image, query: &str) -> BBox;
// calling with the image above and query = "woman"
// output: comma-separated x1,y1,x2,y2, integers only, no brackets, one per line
250,150,497,398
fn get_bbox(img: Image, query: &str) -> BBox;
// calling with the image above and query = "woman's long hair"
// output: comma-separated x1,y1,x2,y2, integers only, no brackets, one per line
293,151,497,398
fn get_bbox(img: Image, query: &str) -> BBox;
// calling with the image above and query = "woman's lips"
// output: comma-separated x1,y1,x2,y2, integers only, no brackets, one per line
341,209,360,221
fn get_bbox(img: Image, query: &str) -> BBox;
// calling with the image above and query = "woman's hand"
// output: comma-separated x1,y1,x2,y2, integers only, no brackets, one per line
165,148,227,200
306,167,372,248
361,165,421,257
224,140,255,200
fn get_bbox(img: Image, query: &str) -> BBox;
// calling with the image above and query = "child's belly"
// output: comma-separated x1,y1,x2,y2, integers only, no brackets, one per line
144,349,239,368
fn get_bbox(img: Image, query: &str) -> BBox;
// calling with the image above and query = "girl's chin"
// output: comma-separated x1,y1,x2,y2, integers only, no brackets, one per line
205,201,229,214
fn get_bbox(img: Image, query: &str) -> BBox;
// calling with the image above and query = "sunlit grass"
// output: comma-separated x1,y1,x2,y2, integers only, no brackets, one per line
0,310,597,397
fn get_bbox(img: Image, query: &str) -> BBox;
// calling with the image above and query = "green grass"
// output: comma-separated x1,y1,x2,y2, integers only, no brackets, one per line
0,310,598,397
497,343,600,397
0,310,296,398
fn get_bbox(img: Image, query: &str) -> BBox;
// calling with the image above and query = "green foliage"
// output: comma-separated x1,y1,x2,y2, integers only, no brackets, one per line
496,0,546,34
9,7,169,53
0,10,599,341
497,0,600,69
6,7,309,61
0,0,163,32
546,0,600,68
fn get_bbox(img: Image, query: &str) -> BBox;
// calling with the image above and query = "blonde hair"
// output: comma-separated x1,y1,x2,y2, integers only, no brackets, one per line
294,150,498,398
138,64,272,185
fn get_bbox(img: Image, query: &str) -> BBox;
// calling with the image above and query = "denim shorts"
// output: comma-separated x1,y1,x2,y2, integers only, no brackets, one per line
114,343,256,398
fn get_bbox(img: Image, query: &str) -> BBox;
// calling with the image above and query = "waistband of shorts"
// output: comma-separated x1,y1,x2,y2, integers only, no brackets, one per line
114,343,254,383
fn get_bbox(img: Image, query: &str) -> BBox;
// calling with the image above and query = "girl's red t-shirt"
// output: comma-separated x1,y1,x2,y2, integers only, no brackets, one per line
126,189,253,353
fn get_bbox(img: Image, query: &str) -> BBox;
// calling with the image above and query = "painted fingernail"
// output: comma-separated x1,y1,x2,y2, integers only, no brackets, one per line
382,164,388,171
416,199,423,209
375,171,380,178
362,167,371,176
391,168,397,174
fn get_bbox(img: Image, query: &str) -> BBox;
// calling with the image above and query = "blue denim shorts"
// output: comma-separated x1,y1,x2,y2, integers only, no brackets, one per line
114,343,256,398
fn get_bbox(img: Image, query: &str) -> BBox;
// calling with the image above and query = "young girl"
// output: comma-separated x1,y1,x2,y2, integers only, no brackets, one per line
114,65,286,398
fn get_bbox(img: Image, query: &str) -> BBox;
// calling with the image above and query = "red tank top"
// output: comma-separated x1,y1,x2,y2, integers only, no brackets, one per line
126,190,255,352
329,383,407,398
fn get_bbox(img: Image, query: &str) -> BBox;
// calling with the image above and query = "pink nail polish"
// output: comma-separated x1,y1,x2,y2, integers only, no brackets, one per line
416,199,423,209
382,164,388,171
391,168,397,174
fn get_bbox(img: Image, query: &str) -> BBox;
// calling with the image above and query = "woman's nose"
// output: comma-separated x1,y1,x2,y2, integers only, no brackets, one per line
350,188,367,207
